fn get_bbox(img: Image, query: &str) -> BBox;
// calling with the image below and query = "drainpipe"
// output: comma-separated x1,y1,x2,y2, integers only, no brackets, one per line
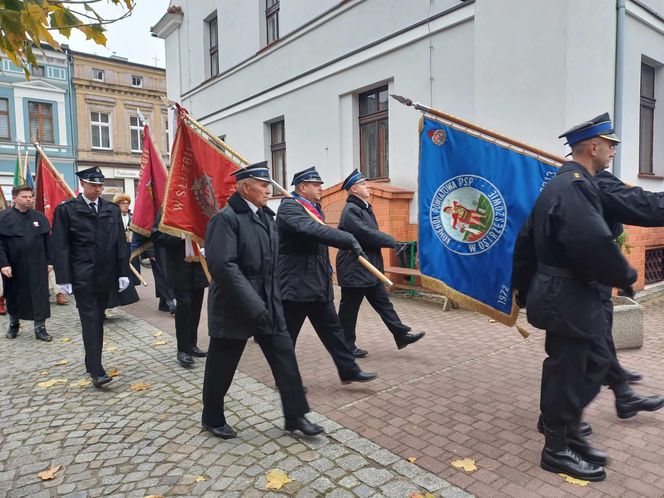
613,0,626,177
63,45,78,176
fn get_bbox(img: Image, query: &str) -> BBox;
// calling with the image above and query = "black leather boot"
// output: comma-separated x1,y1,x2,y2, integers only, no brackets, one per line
6,322,19,339
612,382,664,419
35,326,52,342
537,414,592,436
285,416,324,436
540,422,606,481
567,421,607,465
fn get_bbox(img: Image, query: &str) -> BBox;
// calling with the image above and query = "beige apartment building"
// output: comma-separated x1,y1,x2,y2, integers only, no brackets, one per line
71,51,168,201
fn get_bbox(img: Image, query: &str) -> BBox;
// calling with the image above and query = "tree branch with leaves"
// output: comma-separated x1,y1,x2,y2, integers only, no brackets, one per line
0,0,135,78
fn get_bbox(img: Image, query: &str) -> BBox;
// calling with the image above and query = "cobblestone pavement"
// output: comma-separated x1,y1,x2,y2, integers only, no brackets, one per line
0,296,468,498
124,271,664,498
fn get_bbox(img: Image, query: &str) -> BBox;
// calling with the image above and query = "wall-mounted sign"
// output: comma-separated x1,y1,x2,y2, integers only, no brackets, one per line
114,168,139,179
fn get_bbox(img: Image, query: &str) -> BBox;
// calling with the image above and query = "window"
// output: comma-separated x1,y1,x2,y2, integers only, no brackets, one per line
31,65,44,77
359,86,389,179
164,116,170,153
0,98,10,141
640,63,656,174
131,75,143,88
29,101,54,144
92,68,105,81
46,66,66,80
91,111,111,149
130,116,142,152
2,59,23,74
206,13,219,78
270,120,286,188
266,0,280,44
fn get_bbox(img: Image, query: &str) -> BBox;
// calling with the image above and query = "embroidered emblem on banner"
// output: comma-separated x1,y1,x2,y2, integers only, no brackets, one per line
428,128,447,146
430,175,507,255
191,173,218,219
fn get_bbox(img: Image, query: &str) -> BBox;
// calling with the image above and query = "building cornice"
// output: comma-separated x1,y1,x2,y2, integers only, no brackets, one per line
72,79,167,100
150,8,184,39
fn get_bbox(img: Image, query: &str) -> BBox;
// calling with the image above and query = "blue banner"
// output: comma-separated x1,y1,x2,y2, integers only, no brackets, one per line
418,117,558,324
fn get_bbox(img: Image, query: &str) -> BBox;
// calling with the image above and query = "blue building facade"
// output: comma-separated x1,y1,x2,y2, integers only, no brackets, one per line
0,46,77,200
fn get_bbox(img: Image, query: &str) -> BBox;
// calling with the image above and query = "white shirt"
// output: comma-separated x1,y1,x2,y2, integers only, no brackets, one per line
241,195,259,214
121,213,130,230
81,193,98,211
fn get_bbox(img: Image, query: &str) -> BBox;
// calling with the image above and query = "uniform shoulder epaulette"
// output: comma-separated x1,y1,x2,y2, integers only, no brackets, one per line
62,197,77,205
570,171,588,183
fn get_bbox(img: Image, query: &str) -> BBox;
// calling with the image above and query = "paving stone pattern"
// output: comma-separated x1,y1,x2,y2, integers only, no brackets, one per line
0,300,468,498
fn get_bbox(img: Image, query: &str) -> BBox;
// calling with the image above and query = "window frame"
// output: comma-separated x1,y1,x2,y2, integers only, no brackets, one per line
129,115,143,153
266,0,280,45
46,66,66,80
358,85,389,180
92,68,105,82
90,110,112,150
0,97,11,141
131,75,143,88
28,101,55,144
270,119,286,190
207,13,219,78
639,62,656,175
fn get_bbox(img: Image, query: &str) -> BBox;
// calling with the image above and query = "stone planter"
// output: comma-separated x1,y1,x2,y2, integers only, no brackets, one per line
612,296,643,350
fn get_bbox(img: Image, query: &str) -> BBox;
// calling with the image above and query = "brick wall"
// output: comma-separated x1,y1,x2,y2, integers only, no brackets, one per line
623,225,664,290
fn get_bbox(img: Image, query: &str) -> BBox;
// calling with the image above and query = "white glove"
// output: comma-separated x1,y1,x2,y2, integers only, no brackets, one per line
118,277,130,292
199,247,206,257
58,283,73,294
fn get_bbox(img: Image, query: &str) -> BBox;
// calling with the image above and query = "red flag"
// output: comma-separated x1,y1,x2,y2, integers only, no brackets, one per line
35,150,75,225
160,118,237,244
130,124,168,237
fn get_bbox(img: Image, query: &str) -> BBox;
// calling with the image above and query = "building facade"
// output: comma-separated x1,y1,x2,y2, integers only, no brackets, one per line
71,51,169,201
0,46,76,200
152,0,664,289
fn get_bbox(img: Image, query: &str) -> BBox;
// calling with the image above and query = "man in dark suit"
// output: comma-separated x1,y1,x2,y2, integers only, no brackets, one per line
203,162,323,439
51,166,130,388
336,169,425,357
276,166,377,385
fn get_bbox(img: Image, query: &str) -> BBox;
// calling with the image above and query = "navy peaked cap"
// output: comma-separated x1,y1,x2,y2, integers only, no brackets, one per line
76,166,105,184
291,166,323,186
559,112,621,147
342,168,367,191
231,161,272,182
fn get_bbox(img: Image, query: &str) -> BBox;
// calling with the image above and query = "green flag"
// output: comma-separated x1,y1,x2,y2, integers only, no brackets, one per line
12,156,21,187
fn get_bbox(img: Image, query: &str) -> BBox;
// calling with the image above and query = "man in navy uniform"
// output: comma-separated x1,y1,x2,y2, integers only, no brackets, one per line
514,113,637,481
51,166,130,388
276,167,377,385
203,162,323,438
336,169,425,357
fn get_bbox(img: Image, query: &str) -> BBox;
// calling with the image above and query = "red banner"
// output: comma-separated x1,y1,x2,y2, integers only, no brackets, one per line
130,124,169,237
35,151,75,225
160,119,237,244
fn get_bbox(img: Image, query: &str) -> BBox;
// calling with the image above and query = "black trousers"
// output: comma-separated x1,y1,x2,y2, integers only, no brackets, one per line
339,284,410,348
173,288,204,354
202,332,309,427
540,331,612,427
282,300,360,380
601,297,628,387
74,291,109,378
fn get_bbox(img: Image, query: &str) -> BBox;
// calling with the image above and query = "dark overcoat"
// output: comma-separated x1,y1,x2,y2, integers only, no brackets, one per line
151,231,208,291
205,192,286,340
51,195,129,294
512,162,636,339
336,194,396,287
276,197,358,302
0,208,51,320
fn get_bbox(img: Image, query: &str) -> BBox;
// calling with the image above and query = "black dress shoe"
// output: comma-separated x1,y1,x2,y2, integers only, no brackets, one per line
191,346,207,357
541,447,606,481
537,415,592,437
6,323,19,339
341,371,378,385
158,298,170,312
177,352,195,366
567,423,607,466
202,423,237,439
35,326,52,342
91,374,112,388
616,392,664,419
285,416,324,436
351,347,368,358
395,331,426,349
625,369,643,384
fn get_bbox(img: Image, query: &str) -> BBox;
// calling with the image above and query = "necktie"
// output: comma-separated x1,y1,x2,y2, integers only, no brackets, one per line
256,209,267,224
89,201,97,215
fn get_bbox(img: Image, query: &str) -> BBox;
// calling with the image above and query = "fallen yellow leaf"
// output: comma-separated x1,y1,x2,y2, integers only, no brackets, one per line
54,359,69,366
40,370,48,376
153,330,163,337
36,379,68,388
559,473,590,486
59,337,71,343
131,383,151,392
407,456,417,463
70,379,92,388
144,496,164,498
37,465,62,480
266,469,292,490
108,367,120,378
105,346,118,352
488,319,496,323
451,458,477,472
410,493,424,498
195,475,207,482
153,340,168,346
